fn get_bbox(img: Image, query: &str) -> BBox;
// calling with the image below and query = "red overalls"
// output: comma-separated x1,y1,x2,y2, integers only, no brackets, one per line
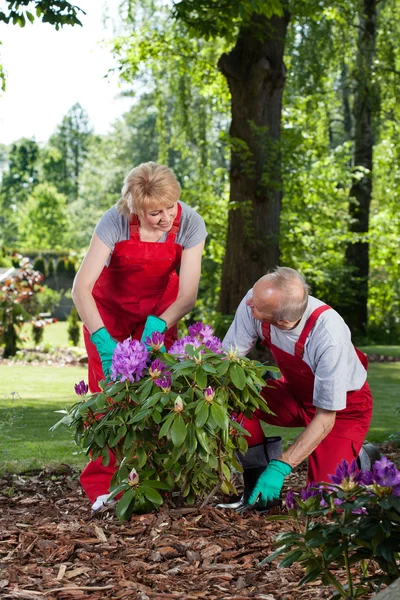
242,305,373,483
80,205,183,502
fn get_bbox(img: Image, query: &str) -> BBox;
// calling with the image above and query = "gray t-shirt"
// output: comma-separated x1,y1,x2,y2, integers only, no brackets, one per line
223,292,367,411
95,200,207,255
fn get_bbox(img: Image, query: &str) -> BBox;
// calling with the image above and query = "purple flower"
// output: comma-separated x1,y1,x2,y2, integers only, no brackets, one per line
111,338,150,383
285,490,298,509
149,359,169,380
372,456,400,488
188,322,215,341
155,373,172,393
204,336,224,353
355,469,375,486
329,459,359,490
301,482,321,501
74,380,88,396
145,331,165,352
169,335,202,359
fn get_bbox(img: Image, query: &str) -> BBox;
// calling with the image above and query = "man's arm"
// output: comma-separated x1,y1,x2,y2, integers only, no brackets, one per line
248,407,336,506
222,290,260,355
280,407,336,468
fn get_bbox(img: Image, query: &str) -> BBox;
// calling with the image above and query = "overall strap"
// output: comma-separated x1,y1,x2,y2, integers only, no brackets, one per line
294,305,331,358
129,213,140,240
261,322,271,346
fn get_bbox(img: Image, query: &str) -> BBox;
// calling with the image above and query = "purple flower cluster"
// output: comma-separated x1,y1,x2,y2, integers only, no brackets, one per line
286,456,400,511
169,322,224,358
74,380,88,397
111,338,150,383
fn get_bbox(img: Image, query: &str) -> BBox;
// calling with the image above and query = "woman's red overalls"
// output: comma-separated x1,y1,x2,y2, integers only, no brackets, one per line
80,205,183,502
241,306,373,483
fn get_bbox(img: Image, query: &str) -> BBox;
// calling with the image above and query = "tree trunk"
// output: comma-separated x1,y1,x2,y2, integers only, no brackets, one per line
344,0,377,339
218,12,290,315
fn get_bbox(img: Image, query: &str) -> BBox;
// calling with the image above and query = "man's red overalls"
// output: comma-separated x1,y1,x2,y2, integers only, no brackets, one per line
241,305,373,482
80,205,183,502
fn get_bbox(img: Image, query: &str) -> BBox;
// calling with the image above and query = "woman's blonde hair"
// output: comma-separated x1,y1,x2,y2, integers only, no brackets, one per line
117,162,181,219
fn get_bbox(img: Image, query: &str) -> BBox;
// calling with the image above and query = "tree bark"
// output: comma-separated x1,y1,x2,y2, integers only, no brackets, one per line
218,12,290,315
344,0,377,339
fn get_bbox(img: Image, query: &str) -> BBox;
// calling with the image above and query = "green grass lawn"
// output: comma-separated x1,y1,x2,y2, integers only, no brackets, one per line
0,364,88,472
0,357,399,473
21,320,85,349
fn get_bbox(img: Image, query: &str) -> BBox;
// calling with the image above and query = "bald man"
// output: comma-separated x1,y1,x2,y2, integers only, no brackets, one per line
221,266,375,510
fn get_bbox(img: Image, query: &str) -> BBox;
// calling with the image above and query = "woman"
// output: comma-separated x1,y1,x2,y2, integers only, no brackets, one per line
72,162,207,509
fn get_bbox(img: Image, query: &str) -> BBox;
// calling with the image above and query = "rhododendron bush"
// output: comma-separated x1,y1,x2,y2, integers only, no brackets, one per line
263,458,400,598
56,323,274,520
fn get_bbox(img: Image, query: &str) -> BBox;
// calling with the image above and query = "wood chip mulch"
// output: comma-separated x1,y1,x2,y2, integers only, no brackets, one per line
2,447,398,600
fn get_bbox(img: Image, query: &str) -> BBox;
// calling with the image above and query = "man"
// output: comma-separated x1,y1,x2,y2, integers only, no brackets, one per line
221,266,376,509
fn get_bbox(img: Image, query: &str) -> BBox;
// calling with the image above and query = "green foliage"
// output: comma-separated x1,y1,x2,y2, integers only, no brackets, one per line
54,329,273,520
0,0,84,28
33,256,46,277
43,103,93,202
0,256,44,357
263,463,400,598
67,307,80,346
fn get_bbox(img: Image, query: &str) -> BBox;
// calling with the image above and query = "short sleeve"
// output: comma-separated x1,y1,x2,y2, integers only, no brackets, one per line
176,202,208,249
94,207,127,252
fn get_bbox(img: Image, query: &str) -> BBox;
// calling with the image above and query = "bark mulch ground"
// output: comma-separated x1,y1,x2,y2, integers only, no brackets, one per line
1,443,399,600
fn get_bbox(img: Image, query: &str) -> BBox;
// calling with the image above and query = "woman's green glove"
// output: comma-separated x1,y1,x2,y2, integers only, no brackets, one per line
90,327,118,377
248,459,292,507
141,315,167,351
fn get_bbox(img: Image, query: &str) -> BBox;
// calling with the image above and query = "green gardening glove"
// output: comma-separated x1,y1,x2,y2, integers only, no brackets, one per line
248,459,292,507
90,327,118,377
141,315,167,352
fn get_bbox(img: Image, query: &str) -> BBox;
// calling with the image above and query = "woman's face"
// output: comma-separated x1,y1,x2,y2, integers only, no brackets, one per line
141,202,178,233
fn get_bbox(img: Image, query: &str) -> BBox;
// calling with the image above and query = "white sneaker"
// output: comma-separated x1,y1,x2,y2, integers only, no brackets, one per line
91,493,116,513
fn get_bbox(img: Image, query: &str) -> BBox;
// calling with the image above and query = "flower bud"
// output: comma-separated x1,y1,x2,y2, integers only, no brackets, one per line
204,387,215,403
174,396,184,413
128,468,139,487
74,380,88,397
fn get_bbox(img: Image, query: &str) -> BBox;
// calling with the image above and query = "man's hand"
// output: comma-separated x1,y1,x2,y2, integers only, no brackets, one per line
141,315,167,351
248,459,292,507
90,327,118,377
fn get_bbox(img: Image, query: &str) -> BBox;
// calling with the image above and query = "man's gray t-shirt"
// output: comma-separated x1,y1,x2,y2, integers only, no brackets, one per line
95,200,207,256
223,292,367,411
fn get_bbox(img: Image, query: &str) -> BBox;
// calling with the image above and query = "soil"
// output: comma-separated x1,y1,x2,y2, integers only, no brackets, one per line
1,443,399,600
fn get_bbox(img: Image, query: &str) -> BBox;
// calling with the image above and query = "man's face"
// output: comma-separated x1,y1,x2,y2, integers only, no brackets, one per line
246,284,281,325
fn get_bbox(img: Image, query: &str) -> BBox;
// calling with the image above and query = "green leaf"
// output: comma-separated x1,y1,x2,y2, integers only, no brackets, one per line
216,359,230,376
141,485,164,505
195,401,210,427
158,412,175,438
196,428,211,453
229,363,246,389
128,408,151,423
210,403,228,430
171,415,187,447
116,488,134,521
195,366,208,389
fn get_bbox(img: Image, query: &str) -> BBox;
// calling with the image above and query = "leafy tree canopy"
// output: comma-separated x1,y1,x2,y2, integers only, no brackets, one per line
0,0,84,29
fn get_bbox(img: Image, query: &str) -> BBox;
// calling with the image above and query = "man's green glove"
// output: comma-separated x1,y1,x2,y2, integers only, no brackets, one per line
141,315,167,352
248,459,292,507
90,327,118,377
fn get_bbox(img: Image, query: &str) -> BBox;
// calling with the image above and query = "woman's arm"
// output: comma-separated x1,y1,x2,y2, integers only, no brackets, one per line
71,234,112,334
159,240,205,329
